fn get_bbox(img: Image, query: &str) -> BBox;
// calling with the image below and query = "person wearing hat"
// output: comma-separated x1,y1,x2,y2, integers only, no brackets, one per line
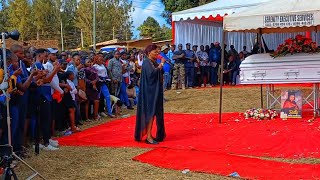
45,48,66,138
184,43,196,88
159,45,171,91
171,44,186,90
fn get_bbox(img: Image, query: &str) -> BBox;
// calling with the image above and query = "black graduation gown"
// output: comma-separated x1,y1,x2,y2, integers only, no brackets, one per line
134,58,165,142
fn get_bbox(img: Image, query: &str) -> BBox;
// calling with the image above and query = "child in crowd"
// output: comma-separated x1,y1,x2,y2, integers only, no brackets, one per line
64,71,81,133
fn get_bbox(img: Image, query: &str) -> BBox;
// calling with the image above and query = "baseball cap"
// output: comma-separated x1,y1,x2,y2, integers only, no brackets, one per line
214,42,220,45
47,48,58,54
186,43,191,46
161,45,169,51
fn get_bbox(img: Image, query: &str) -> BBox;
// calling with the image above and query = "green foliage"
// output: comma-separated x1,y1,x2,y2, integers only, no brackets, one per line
161,0,213,25
137,16,172,41
75,0,133,48
32,0,60,40
0,0,134,49
7,0,32,41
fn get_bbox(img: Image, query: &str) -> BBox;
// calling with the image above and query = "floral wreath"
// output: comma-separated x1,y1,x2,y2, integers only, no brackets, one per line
244,108,278,120
271,35,319,58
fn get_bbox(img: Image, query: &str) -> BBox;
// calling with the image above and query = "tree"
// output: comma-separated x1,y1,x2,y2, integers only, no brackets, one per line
161,0,213,25
161,25,172,40
76,0,134,48
138,17,172,41
138,17,161,40
0,0,9,32
32,0,60,40
75,0,93,47
7,0,33,41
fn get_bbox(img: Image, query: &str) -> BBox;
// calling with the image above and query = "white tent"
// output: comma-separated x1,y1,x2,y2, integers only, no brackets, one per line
224,0,320,33
172,0,274,51
218,0,320,122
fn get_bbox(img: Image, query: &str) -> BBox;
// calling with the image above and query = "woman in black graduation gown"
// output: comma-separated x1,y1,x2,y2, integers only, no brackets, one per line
135,44,166,144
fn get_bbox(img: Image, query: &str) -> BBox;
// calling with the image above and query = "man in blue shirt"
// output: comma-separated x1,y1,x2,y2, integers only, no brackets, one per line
209,42,222,86
159,45,171,91
184,43,196,88
166,44,175,89
31,49,60,151
7,52,36,155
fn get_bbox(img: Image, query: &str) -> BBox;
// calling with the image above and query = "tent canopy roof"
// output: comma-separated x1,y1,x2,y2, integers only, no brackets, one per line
172,0,271,22
224,0,320,33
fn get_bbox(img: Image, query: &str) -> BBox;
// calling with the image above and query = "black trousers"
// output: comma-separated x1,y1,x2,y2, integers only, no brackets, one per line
39,97,51,145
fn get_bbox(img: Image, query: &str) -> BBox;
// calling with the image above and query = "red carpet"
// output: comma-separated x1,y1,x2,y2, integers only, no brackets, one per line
133,148,320,180
59,113,320,158
58,113,320,179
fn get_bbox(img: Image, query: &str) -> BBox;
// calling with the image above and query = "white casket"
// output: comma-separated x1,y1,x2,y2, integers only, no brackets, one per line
239,53,320,84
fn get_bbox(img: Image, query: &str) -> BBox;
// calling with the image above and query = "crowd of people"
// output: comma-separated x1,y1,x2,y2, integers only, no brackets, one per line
158,42,250,90
0,45,141,158
0,41,253,158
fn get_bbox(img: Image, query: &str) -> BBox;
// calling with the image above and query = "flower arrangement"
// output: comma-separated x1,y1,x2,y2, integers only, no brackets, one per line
271,35,320,58
244,108,278,120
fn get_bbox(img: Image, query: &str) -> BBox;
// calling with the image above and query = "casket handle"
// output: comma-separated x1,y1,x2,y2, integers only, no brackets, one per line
252,71,266,79
284,70,299,79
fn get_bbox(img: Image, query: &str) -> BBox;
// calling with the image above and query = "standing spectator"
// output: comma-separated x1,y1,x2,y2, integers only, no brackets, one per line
228,45,239,58
184,43,196,88
171,44,186,90
31,49,60,151
167,44,175,89
108,51,132,110
159,45,171,91
66,53,83,126
10,45,30,150
192,45,201,87
64,71,81,133
7,53,36,155
205,45,210,55
129,53,137,83
135,50,143,79
44,48,65,135
93,54,115,118
197,45,210,87
108,51,122,95
209,42,221,86
120,53,133,110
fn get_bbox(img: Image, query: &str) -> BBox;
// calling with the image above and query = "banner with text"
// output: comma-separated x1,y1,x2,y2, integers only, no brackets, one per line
264,14,314,28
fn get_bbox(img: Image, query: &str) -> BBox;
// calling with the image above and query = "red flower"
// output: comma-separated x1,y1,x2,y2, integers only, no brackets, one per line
296,35,304,41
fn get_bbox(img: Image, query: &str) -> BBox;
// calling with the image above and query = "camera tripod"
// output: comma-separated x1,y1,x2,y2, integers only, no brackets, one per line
0,31,46,180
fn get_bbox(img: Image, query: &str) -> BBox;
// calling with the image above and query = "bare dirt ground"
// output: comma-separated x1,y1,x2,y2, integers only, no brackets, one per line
13,86,319,179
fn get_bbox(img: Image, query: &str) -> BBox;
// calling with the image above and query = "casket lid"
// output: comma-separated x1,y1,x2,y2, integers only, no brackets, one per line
241,53,320,66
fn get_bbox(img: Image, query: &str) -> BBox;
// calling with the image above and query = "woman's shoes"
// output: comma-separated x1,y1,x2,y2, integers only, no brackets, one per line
145,139,159,145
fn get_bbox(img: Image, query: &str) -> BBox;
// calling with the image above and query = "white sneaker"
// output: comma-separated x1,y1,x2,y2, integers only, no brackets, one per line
43,144,59,151
201,84,204,87
49,139,59,147
100,112,108,118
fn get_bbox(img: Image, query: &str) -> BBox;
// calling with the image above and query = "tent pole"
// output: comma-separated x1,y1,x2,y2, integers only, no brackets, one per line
258,29,263,108
219,31,226,124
